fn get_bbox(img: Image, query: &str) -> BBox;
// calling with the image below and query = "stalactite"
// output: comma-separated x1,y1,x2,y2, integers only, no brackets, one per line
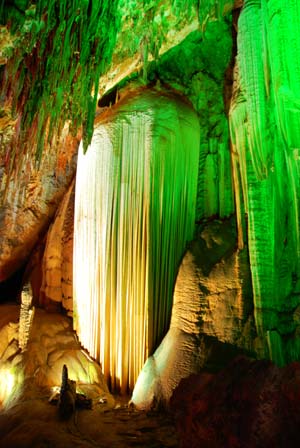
19,283,35,351
237,0,271,180
1,0,120,168
201,127,233,219
73,88,200,393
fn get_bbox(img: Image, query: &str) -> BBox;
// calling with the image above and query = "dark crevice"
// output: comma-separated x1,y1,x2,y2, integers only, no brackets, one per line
223,6,241,115
0,263,26,303
97,87,118,108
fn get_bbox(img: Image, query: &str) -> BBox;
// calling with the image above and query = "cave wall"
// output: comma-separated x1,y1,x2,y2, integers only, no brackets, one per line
0,126,78,285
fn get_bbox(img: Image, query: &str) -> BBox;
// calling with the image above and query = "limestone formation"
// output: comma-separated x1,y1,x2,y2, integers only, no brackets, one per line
18,284,35,351
0,129,78,284
58,364,76,420
131,219,254,409
39,180,75,314
0,3,300,440
229,0,300,362
73,87,200,394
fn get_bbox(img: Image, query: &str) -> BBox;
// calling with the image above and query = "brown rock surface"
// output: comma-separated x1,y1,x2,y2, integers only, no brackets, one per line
0,130,79,284
171,356,300,448
132,218,255,409
0,305,109,408
39,179,75,314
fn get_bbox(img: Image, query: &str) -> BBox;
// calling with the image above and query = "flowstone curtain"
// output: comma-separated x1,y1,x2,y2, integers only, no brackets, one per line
230,0,300,363
73,89,200,392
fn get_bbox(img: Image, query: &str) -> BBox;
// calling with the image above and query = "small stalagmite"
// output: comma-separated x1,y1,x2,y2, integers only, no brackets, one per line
58,364,76,420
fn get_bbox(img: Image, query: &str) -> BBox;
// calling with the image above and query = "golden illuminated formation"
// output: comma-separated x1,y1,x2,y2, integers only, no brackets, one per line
73,89,200,393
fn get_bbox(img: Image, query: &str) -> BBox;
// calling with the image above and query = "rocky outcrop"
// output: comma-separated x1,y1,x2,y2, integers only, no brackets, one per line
22,308,108,394
131,218,255,409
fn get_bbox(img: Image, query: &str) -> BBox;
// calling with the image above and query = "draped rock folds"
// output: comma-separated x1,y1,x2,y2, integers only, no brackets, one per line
73,87,200,393
230,0,300,362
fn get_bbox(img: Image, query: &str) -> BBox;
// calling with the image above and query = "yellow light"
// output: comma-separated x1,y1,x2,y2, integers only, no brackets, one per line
73,89,200,393
0,367,21,409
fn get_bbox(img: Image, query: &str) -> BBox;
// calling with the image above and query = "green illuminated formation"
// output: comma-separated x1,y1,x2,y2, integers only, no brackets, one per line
150,20,234,220
73,88,200,393
0,0,230,169
1,0,119,165
230,0,300,363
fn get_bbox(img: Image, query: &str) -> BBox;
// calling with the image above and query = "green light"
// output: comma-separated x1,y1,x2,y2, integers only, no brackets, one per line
73,88,200,393
2,0,120,163
230,0,300,364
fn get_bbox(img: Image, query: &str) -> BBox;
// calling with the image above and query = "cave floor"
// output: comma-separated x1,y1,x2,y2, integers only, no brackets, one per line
0,304,178,447
0,390,178,447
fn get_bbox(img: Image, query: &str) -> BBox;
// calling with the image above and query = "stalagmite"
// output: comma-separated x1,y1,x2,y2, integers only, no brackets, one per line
73,88,200,393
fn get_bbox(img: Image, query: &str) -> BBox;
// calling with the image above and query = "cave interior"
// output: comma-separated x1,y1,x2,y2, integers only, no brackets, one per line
1,1,300,447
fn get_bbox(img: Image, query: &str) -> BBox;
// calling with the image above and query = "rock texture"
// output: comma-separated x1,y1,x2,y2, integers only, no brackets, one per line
0,304,178,448
131,219,255,409
229,0,300,363
1,3,300,437
39,179,75,314
73,87,200,393
0,305,110,412
0,129,78,284
0,305,23,410
22,308,107,394
171,356,300,448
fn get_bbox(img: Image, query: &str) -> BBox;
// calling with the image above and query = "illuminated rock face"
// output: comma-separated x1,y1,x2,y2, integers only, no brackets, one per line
230,0,300,363
152,22,234,221
0,305,110,411
73,88,200,393
39,180,75,314
131,219,254,409
0,131,78,284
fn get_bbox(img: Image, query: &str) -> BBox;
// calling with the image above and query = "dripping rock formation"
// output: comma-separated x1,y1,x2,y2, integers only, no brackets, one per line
1,0,300,446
